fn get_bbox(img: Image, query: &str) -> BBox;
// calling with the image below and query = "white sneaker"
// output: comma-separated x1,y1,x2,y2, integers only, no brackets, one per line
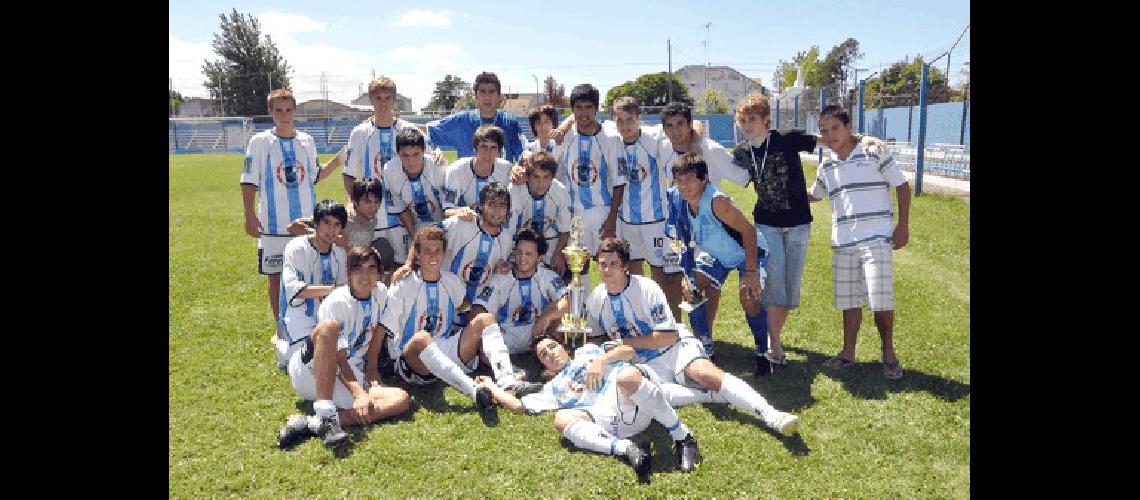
764,411,800,436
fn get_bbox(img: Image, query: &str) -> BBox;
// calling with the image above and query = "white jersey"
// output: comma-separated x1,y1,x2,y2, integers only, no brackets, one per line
507,180,572,243
441,157,514,210
526,138,559,155
380,270,467,357
586,275,677,363
606,125,670,224
240,129,320,236
279,236,349,344
442,216,516,307
345,117,433,229
555,123,624,212
319,283,389,374
659,135,751,193
473,267,568,329
383,154,446,227
520,343,625,413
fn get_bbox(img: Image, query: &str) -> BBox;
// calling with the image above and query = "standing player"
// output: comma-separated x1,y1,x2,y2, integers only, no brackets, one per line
658,102,752,193
476,336,702,478
555,84,624,297
277,246,413,449
525,105,560,156
274,200,350,370
241,88,340,344
442,125,517,219
383,128,446,231
343,76,425,270
425,71,527,162
470,228,568,353
381,226,534,406
585,237,800,435
507,151,571,275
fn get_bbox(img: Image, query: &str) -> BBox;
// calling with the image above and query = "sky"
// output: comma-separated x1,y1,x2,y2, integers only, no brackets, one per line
169,0,970,111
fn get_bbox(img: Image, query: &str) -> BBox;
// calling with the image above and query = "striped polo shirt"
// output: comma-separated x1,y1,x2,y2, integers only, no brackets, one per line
811,143,908,249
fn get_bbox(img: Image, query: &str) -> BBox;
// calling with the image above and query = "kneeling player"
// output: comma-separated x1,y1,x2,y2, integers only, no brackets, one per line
381,226,536,412
478,336,700,478
470,228,568,353
277,246,413,449
586,237,799,435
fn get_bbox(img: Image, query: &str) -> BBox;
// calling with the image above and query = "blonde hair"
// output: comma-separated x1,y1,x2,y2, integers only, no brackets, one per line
734,93,771,125
367,76,397,97
266,88,296,109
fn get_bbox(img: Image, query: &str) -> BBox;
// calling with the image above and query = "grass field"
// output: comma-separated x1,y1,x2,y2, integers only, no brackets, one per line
169,151,969,497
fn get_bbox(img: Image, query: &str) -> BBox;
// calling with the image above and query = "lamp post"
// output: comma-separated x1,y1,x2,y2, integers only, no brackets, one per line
533,74,542,104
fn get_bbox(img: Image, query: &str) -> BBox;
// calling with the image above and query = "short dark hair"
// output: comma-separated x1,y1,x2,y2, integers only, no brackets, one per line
569,84,600,108
820,105,851,126
528,105,559,132
661,102,692,124
313,199,348,228
472,124,505,149
514,227,549,257
670,153,708,181
347,246,383,274
478,181,510,212
395,127,426,152
596,237,631,264
531,334,562,355
350,178,384,205
474,72,501,93
526,151,557,177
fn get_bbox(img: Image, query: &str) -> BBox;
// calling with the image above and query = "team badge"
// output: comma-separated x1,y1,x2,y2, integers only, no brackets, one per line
274,162,307,185
242,156,252,175
650,303,667,323
478,285,494,300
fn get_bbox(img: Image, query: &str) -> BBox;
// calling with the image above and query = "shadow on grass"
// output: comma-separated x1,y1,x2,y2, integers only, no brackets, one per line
782,345,971,402
557,435,656,485
283,397,420,457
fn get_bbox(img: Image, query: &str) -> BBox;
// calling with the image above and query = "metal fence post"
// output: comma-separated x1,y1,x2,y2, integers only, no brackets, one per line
858,80,866,134
818,87,826,163
794,95,799,129
172,120,179,153
775,99,781,130
916,63,929,196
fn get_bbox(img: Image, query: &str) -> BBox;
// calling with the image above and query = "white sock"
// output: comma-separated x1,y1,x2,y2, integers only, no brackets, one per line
717,373,777,419
310,400,338,432
418,343,477,399
479,323,518,387
563,419,630,456
660,383,727,407
628,379,690,441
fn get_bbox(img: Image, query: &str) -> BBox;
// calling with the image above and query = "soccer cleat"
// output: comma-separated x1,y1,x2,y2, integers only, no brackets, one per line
316,413,348,447
674,434,701,473
623,441,653,480
475,384,496,415
763,411,800,436
277,415,314,449
754,355,771,378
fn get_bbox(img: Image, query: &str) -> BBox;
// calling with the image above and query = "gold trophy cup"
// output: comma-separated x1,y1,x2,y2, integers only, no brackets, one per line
558,217,591,349
669,238,707,313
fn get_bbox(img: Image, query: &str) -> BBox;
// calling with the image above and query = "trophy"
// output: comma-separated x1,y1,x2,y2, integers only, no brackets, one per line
668,238,707,313
557,216,591,349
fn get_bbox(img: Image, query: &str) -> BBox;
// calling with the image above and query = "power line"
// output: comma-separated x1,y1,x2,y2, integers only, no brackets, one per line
929,24,970,65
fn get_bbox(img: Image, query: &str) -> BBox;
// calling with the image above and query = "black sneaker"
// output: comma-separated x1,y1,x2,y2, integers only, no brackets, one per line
277,415,315,449
754,355,771,378
316,414,348,447
475,384,496,414
623,441,653,480
674,434,701,473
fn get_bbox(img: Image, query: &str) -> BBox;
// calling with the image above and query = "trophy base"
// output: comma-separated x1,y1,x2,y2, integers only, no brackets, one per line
679,299,707,313
555,327,592,347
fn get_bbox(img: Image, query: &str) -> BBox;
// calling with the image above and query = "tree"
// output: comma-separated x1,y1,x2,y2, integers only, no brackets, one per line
453,91,477,111
201,9,292,116
695,88,728,114
820,38,863,97
170,90,184,116
544,76,566,107
863,56,957,107
603,72,692,109
427,74,469,112
773,46,825,91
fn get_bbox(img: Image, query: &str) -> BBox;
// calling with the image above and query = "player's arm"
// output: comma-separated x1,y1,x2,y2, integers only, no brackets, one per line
550,114,575,145
551,232,569,276
398,208,416,242
532,294,570,339
602,185,623,239
476,375,527,414
808,171,827,202
619,329,678,350
585,343,637,391
335,348,375,420
241,184,261,238
711,196,763,298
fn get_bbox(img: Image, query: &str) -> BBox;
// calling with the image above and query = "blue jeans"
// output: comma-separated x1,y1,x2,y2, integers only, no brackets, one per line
757,223,811,309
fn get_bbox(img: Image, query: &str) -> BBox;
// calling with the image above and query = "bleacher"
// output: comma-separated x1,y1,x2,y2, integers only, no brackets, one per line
886,141,970,180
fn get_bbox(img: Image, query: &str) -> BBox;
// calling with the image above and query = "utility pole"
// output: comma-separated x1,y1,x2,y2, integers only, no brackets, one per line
267,73,272,92
704,22,711,100
667,39,673,103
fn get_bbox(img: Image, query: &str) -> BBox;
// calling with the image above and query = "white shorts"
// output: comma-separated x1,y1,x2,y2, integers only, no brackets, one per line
275,338,306,370
583,365,654,439
287,347,366,409
390,324,479,385
503,324,534,354
257,234,293,275
575,206,611,256
832,242,895,311
642,337,708,388
376,225,409,264
618,219,669,268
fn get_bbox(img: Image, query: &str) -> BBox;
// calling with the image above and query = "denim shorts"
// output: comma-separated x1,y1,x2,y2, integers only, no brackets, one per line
757,223,811,308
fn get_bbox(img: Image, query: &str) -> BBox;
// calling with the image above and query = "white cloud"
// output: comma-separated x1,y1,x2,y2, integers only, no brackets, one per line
394,10,451,27
380,43,468,72
169,35,214,98
258,11,327,36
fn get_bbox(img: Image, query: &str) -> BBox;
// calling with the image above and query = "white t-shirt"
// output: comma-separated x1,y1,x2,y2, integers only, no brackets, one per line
811,143,908,249
240,129,320,236
383,154,446,227
280,236,349,343
507,180,572,243
319,283,389,374
555,123,625,212
585,275,677,363
441,157,514,210
473,267,568,329
380,271,466,357
659,135,751,193
526,138,559,155
520,343,625,413
442,216,517,306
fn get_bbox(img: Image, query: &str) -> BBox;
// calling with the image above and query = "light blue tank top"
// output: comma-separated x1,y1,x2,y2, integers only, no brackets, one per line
687,182,745,268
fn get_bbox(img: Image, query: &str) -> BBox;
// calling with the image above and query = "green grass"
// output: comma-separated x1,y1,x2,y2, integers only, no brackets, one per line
170,152,969,496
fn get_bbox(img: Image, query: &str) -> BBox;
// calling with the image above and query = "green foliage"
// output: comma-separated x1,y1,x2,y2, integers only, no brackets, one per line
696,88,729,114
864,56,958,107
170,90,184,116
427,74,469,112
543,76,566,107
774,39,863,93
819,38,863,89
603,72,692,108
202,8,292,116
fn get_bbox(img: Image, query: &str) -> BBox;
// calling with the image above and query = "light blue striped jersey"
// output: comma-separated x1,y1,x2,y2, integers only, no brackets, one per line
442,216,516,307
383,154,446,226
556,123,623,211
279,236,349,344
345,117,433,229
379,270,466,358
239,129,320,236
318,282,389,375
472,266,568,329
585,275,677,363
519,343,626,413
607,125,669,224
441,157,513,210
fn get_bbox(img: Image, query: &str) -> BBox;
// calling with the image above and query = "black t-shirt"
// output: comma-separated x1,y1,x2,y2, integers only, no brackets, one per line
732,130,818,227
